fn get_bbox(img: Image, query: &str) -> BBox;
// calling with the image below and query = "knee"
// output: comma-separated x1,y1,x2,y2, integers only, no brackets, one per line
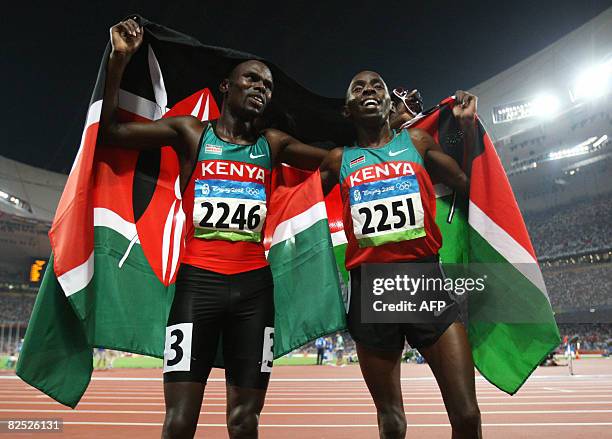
162,409,198,439
377,407,407,438
227,406,260,438
448,404,481,433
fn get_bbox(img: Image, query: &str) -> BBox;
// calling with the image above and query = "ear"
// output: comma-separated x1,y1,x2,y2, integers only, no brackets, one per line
219,78,229,94
390,101,397,114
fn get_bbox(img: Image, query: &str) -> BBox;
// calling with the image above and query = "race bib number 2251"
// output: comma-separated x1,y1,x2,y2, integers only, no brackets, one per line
350,174,426,248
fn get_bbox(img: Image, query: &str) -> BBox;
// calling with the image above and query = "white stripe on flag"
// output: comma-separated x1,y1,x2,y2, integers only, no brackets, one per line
269,202,327,248
57,209,139,297
331,230,347,247
118,90,166,120
58,252,94,297
93,208,138,241
147,45,168,119
468,201,548,298
69,100,102,174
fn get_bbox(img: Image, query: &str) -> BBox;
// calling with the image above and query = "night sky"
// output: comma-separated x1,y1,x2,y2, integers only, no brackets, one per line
2,0,610,174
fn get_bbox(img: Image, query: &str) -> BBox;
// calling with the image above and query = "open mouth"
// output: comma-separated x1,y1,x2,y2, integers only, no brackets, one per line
248,95,265,107
361,98,379,108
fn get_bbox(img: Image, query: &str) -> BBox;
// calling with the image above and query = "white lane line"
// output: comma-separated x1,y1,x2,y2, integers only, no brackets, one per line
3,401,612,407
542,387,575,393
58,421,612,428
10,394,612,401
3,409,612,416
5,375,612,382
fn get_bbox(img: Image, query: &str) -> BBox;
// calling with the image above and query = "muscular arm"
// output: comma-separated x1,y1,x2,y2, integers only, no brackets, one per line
319,147,343,195
98,19,202,157
409,128,469,197
264,128,328,170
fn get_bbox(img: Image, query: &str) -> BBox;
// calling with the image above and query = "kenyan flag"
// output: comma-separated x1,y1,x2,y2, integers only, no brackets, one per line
16,40,222,407
411,99,560,394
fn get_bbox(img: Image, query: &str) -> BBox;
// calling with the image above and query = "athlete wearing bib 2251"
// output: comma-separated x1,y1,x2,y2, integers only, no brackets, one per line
339,129,457,350
318,71,481,438
164,123,274,388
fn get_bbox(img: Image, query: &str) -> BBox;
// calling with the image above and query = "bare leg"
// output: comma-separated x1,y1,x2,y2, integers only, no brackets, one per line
226,385,267,439
162,382,204,439
420,322,482,439
356,343,406,439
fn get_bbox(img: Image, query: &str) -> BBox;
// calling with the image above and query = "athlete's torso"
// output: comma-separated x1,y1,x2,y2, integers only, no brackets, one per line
340,129,442,270
182,124,272,274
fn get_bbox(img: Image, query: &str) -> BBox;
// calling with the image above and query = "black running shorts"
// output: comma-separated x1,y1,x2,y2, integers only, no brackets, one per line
347,257,459,351
163,264,274,389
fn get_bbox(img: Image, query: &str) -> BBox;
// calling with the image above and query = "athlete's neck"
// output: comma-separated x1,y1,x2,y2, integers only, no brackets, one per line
355,120,394,148
215,107,259,145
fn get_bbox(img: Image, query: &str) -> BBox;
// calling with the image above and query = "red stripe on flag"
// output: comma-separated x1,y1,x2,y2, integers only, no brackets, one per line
266,169,324,227
49,121,99,278
470,135,537,260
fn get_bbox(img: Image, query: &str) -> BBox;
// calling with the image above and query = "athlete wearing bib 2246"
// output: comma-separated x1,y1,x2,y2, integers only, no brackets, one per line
99,19,329,439
319,71,482,438
165,123,275,388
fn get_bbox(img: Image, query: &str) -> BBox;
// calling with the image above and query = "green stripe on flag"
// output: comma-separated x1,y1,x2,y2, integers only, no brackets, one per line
268,219,346,357
16,253,93,408
435,193,559,394
17,226,176,408
467,227,560,394
68,226,174,357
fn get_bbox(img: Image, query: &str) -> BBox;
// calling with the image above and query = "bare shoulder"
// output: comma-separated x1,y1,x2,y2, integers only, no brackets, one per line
327,146,344,163
321,147,344,172
172,116,207,157
262,127,291,146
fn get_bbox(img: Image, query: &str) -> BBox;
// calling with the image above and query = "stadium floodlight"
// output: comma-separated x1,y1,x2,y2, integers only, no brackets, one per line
571,61,612,101
531,93,561,118
592,134,608,148
0,190,8,199
548,136,598,160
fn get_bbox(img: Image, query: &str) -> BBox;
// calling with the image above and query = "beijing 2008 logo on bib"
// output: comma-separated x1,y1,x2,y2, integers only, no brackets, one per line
193,161,268,243
353,189,362,202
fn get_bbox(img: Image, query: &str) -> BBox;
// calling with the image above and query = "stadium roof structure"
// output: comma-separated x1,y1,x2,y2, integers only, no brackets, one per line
468,7,612,213
469,7,611,145
0,155,65,224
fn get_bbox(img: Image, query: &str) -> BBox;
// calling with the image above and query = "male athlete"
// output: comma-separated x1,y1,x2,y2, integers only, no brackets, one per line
320,71,482,438
99,19,326,439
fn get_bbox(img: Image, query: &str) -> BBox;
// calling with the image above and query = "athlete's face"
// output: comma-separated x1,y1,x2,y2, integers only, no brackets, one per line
344,71,392,125
221,60,274,118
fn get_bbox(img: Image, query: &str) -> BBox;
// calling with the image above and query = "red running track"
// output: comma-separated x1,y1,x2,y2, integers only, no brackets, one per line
1,358,611,438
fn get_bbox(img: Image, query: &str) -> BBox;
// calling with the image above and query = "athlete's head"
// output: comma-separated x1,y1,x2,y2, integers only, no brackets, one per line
344,71,392,126
219,60,273,119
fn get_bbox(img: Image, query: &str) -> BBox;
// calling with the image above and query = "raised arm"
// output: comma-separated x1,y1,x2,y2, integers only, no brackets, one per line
264,128,329,170
409,129,469,197
98,19,201,154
